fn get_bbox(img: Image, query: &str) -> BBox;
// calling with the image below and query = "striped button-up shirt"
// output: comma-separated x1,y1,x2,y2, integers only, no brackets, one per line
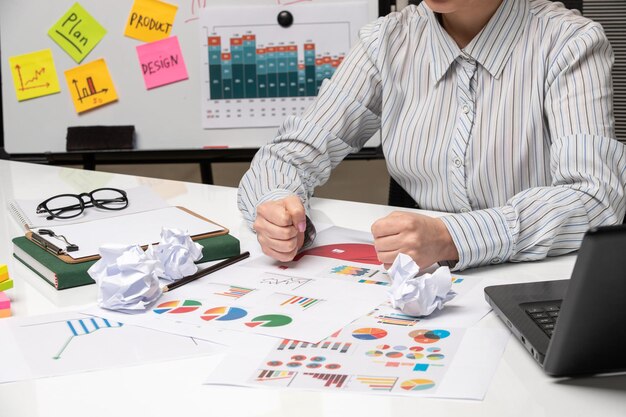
238,0,626,270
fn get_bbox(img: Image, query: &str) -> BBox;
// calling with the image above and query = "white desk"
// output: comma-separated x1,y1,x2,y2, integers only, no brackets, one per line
1,160,624,417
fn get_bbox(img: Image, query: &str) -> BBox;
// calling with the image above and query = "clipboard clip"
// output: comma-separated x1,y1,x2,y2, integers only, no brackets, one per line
32,229,80,256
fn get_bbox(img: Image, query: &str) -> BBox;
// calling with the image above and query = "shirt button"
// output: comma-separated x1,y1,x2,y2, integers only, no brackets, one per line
462,104,470,114
453,158,463,167
490,257,501,264
460,207,470,213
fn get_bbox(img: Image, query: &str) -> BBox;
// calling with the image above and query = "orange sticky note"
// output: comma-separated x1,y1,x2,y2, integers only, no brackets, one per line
125,0,178,42
8,49,61,101
64,58,118,113
0,309,12,318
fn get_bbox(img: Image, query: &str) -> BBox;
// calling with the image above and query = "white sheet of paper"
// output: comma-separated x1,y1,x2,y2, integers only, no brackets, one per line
0,311,222,384
42,206,223,259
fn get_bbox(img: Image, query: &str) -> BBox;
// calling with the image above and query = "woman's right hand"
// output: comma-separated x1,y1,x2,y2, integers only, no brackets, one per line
253,195,307,262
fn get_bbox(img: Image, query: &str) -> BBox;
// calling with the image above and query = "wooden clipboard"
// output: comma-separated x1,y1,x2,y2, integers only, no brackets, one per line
25,206,229,264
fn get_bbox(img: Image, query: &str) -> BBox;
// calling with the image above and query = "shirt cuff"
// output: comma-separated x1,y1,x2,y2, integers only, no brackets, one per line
438,206,519,271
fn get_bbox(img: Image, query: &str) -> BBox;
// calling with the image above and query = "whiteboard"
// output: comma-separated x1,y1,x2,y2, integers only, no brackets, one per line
0,0,380,154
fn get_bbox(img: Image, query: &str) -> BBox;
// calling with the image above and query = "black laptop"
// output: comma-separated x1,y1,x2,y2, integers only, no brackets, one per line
484,224,626,377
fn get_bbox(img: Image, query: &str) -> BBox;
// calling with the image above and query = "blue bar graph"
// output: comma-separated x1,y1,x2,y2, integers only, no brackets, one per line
208,32,343,100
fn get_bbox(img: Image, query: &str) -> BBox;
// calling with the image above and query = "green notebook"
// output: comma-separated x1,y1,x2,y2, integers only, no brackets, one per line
12,234,241,290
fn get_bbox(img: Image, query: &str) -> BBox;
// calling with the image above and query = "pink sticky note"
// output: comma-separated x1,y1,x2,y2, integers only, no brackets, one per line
136,36,188,89
0,292,10,310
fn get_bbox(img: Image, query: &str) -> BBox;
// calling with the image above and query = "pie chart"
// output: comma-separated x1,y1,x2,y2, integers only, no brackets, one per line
352,327,388,340
245,314,292,327
400,379,436,391
201,306,248,321
409,329,451,344
153,299,202,314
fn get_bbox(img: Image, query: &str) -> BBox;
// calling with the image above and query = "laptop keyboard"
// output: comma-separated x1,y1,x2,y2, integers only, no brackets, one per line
523,301,562,338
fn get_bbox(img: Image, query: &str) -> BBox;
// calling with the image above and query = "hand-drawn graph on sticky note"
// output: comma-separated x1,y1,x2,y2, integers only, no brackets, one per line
64,58,118,113
9,49,61,101
199,3,368,128
54,317,123,359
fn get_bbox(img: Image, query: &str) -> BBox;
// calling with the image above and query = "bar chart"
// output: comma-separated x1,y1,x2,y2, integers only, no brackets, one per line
207,33,343,100
199,3,369,128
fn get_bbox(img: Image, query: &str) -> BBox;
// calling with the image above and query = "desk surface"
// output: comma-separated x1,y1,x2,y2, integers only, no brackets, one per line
1,160,624,417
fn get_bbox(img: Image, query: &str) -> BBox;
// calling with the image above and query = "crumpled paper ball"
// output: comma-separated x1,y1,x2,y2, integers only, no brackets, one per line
88,245,163,312
88,228,204,312
146,228,203,282
387,253,457,317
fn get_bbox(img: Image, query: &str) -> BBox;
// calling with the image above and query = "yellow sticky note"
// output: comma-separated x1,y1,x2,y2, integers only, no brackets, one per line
48,3,107,63
8,49,61,101
64,58,118,113
0,265,7,276
125,0,178,42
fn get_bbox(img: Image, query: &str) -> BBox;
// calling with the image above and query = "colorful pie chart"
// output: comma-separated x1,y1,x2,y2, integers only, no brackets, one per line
409,329,451,344
245,314,292,327
400,379,436,391
153,299,202,314
201,306,248,321
352,327,388,340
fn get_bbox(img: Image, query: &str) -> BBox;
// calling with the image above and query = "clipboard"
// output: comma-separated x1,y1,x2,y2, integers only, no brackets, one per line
25,206,229,264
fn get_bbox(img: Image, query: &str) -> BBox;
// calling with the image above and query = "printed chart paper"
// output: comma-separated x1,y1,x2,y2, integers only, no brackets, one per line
86,266,388,344
199,2,369,128
205,317,509,399
9,49,61,101
0,311,221,384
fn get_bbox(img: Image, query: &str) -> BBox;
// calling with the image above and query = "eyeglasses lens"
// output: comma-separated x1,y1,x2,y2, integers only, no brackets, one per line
91,189,127,210
45,195,83,218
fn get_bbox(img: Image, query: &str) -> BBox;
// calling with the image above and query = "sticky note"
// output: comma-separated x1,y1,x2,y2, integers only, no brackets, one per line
136,36,188,89
0,309,11,318
0,280,14,292
0,292,10,310
0,264,7,276
0,272,7,284
48,3,107,63
64,58,118,113
125,0,178,43
8,49,61,101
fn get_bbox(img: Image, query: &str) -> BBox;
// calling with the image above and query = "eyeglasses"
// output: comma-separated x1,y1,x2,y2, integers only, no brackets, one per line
36,188,129,220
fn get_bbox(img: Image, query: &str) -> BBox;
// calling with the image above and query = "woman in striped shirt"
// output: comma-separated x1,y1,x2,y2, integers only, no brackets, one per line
238,0,626,271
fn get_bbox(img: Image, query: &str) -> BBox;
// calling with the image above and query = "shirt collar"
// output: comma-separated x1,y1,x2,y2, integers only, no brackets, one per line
426,0,529,83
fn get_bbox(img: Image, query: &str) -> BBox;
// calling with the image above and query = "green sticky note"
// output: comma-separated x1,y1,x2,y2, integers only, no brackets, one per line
0,279,13,292
48,3,107,63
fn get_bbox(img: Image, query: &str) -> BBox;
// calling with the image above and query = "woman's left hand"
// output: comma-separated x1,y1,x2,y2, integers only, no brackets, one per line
371,211,459,269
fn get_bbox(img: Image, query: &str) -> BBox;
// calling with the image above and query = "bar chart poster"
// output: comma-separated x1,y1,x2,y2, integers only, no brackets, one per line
199,2,369,128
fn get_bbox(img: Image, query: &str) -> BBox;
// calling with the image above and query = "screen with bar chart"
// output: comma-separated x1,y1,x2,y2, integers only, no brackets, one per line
199,3,369,129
